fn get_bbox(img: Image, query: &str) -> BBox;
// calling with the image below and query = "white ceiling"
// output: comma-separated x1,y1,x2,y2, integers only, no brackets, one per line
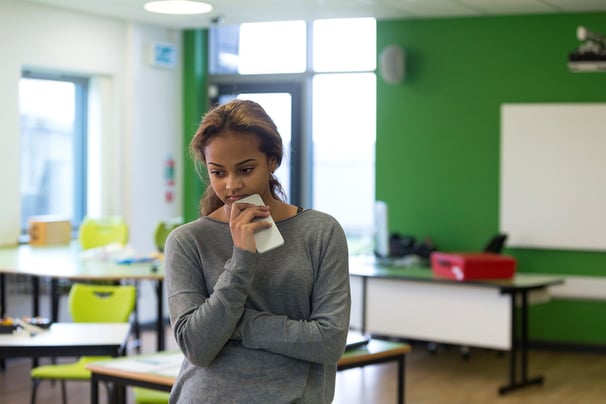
22,0,606,29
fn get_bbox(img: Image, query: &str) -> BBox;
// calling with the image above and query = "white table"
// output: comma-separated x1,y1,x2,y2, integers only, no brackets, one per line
0,322,131,359
349,258,564,395
0,243,166,351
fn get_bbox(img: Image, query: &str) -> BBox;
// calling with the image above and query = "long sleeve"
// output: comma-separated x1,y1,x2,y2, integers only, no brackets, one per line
237,216,350,364
165,223,258,367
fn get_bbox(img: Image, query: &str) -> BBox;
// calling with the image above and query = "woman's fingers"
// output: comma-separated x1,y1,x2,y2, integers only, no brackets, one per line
229,204,271,252
231,203,269,222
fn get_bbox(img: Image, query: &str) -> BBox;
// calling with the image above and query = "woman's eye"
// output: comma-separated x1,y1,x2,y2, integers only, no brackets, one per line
210,170,224,177
241,167,254,174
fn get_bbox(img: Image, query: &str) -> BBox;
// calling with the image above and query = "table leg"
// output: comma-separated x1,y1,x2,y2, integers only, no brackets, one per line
91,374,100,404
157,279,165,351
506,293,517,390
0,273,5,318
50,278,59,322
361,277,367,334
133,281,141,353
0,274,4,371
398,354,405,404
499,290,544,394
519,290,544,388
113,382,127,404
29,276,43,368
32,276,40,316
521,291,529,381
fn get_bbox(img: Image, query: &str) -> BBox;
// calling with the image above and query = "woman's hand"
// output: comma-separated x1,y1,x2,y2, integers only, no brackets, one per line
228,203,272,252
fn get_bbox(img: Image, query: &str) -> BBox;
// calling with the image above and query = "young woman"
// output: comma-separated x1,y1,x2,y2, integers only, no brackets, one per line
165,99,351,403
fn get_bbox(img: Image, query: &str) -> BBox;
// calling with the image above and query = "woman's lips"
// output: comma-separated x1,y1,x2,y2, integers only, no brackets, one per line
226,195,246,204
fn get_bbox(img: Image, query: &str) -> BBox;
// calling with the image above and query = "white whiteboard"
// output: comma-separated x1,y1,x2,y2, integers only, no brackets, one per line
500,103,606,251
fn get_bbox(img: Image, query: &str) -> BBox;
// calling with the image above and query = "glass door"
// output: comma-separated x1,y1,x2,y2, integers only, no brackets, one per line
212,82,303,206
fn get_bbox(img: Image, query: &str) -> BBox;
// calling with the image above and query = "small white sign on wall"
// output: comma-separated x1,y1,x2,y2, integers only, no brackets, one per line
149,42,177,69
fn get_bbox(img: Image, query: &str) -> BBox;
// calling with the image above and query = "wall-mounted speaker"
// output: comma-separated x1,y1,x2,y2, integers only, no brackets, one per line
379,44,405,85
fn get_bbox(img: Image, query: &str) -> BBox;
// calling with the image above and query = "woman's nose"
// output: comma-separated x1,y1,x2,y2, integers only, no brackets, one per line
225,175,241,191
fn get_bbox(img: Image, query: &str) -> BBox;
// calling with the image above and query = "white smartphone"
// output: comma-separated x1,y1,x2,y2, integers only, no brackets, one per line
234,194,285,253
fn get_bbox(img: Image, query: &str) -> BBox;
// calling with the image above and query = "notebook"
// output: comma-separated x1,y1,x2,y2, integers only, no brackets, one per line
345,331,370,351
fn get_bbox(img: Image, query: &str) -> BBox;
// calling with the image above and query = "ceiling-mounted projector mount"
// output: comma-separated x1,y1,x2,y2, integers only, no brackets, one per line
568,26,606,72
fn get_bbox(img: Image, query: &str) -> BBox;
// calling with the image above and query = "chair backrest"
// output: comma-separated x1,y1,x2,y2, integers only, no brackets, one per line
153,217,183,252
483,233,508,254
78,216,129,250
68,283,136,323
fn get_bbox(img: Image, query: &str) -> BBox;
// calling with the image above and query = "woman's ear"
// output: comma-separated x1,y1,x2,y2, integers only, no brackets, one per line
269,157,278,173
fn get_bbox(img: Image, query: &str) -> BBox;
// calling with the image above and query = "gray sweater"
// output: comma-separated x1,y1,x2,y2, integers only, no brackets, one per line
165,209,351,403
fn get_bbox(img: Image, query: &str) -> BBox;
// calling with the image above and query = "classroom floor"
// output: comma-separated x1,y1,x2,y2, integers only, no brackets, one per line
2,287,606,403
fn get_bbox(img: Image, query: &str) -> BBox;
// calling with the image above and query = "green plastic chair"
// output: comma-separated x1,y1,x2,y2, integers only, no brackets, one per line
133,387,170,403
78,216,129,250
30,283,136,404
153,217,183,252
75,216,140,346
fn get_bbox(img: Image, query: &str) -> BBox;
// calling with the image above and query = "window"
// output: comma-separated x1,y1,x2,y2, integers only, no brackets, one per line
239,21,306,74
312,72,376,236
311,18,376,240
208,18,376,246
19,71,88,233
210,21,306,74
312,18,376,72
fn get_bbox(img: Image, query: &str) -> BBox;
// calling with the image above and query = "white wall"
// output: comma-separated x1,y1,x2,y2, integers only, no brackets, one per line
0,1,182,253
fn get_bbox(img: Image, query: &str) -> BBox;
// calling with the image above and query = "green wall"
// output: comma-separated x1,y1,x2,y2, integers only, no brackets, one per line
182,30,209,222
377,13,606,345
181,14,606,346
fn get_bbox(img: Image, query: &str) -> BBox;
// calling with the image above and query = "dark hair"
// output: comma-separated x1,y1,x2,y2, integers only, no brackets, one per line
190,99,286,216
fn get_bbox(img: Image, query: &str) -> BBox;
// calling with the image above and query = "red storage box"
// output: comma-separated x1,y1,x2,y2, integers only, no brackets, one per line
430,252,516,281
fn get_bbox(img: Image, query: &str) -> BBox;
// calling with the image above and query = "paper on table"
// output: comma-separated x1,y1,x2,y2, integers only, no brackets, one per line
100,352,183,375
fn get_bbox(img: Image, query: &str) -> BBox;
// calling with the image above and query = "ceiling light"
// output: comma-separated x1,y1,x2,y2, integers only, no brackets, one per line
144,0,213,15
